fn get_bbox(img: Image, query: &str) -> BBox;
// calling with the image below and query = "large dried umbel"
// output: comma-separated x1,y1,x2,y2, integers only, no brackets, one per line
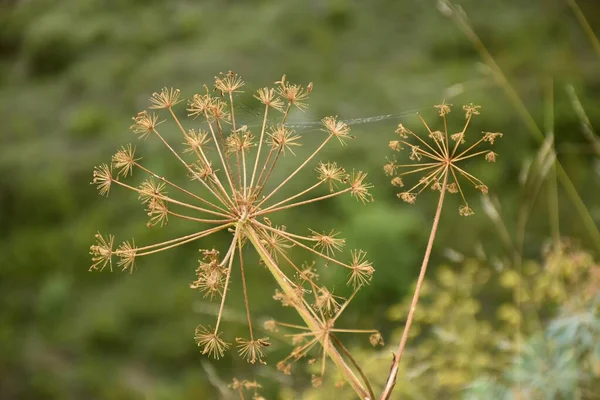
89,72,376,398
385,102,502,215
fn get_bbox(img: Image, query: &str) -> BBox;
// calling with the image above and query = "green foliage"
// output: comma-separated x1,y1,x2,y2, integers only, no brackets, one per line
1,0,599,398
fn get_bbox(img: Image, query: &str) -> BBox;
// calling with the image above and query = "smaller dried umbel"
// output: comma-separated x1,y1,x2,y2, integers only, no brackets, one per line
386,102,502,215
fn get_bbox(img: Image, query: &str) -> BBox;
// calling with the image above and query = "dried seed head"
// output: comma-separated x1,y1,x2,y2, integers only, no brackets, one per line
214,71,245,94
482,132,503,144
349,171,374,203
273,289,296,307
383,159,397,176
430,130,444,142
254,87,284,111
459,205,474,217
409,145,423,161
149,87,182,109
276,75,311,111
386,102,501,215
447,182,458,193
389,140,402,151
187,92,213,118
194,325,230,359
89,232,114,271
485,151,498,162
226,126,255,154
348,249,374,289
236,337,269,365
434,102,452,117
190,268,225,300
391,177,404,187
369,332,384,347
321,116,353,145
130,111,161,139
111,144,139,178
310,229,345,256
316,161,348,192
138,177,167,204
476,184,489,194
314,287,340,315
266,125,301,155
146,198,169,227
116,240,137,273
189,162,215,181
183,129,210,154
463,103,481,118
451,132,465,144
207,98,230,122
277,360,292,375
264,320,278,332
260,228,293,262
91,164,112,196
398,192,416,204
311,375,323,388
395,124,411,138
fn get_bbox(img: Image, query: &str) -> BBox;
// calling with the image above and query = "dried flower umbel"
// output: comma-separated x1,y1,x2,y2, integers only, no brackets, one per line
90,72,377,398
385,102,501,215
380,103,501,399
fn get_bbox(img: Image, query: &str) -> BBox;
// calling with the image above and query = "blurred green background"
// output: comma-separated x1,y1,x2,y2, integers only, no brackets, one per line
1,0,599,398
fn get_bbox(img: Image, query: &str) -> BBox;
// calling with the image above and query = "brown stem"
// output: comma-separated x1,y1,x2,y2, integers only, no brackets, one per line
379,171,448,400
245,225,370,399
331,334,375,400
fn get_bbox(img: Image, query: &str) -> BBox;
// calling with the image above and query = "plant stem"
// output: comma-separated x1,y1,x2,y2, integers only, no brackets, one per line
244,225,370,399
379,173,447,400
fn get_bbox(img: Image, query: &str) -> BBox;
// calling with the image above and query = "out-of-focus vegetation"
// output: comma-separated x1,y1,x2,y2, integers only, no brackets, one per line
1,0,599,398
306,242,600,398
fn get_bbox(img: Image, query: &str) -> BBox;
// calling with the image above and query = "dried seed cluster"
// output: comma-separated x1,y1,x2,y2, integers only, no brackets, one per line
89,72,378,369
385,102,501,215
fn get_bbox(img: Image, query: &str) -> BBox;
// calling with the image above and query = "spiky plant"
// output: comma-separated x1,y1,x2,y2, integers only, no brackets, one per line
89,72,377,398
380,103,502,399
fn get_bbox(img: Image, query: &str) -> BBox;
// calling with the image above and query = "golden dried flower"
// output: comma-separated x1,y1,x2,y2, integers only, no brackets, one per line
369,332,384,346
389,140,402,151
349,171,374,203
215,71,245,94
348,249,374,289
485,151,497,162
310,229,345,256
183,129,210,154
116,240,137,273
266,125,301,155
391,176,404,187
138,177,167,204
89,232,114,271
194,325,230,360
434,102,452,117
321,116,353,145
275,74,311,111
254,87,285,111
91,164,112,196
130,111,161,139
236,337,270,364
385,103,501,215
316,162,348,192
482,131,503,144
314,287,341,315
149,87,182,109
111,144,139,178
90,72,377,372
